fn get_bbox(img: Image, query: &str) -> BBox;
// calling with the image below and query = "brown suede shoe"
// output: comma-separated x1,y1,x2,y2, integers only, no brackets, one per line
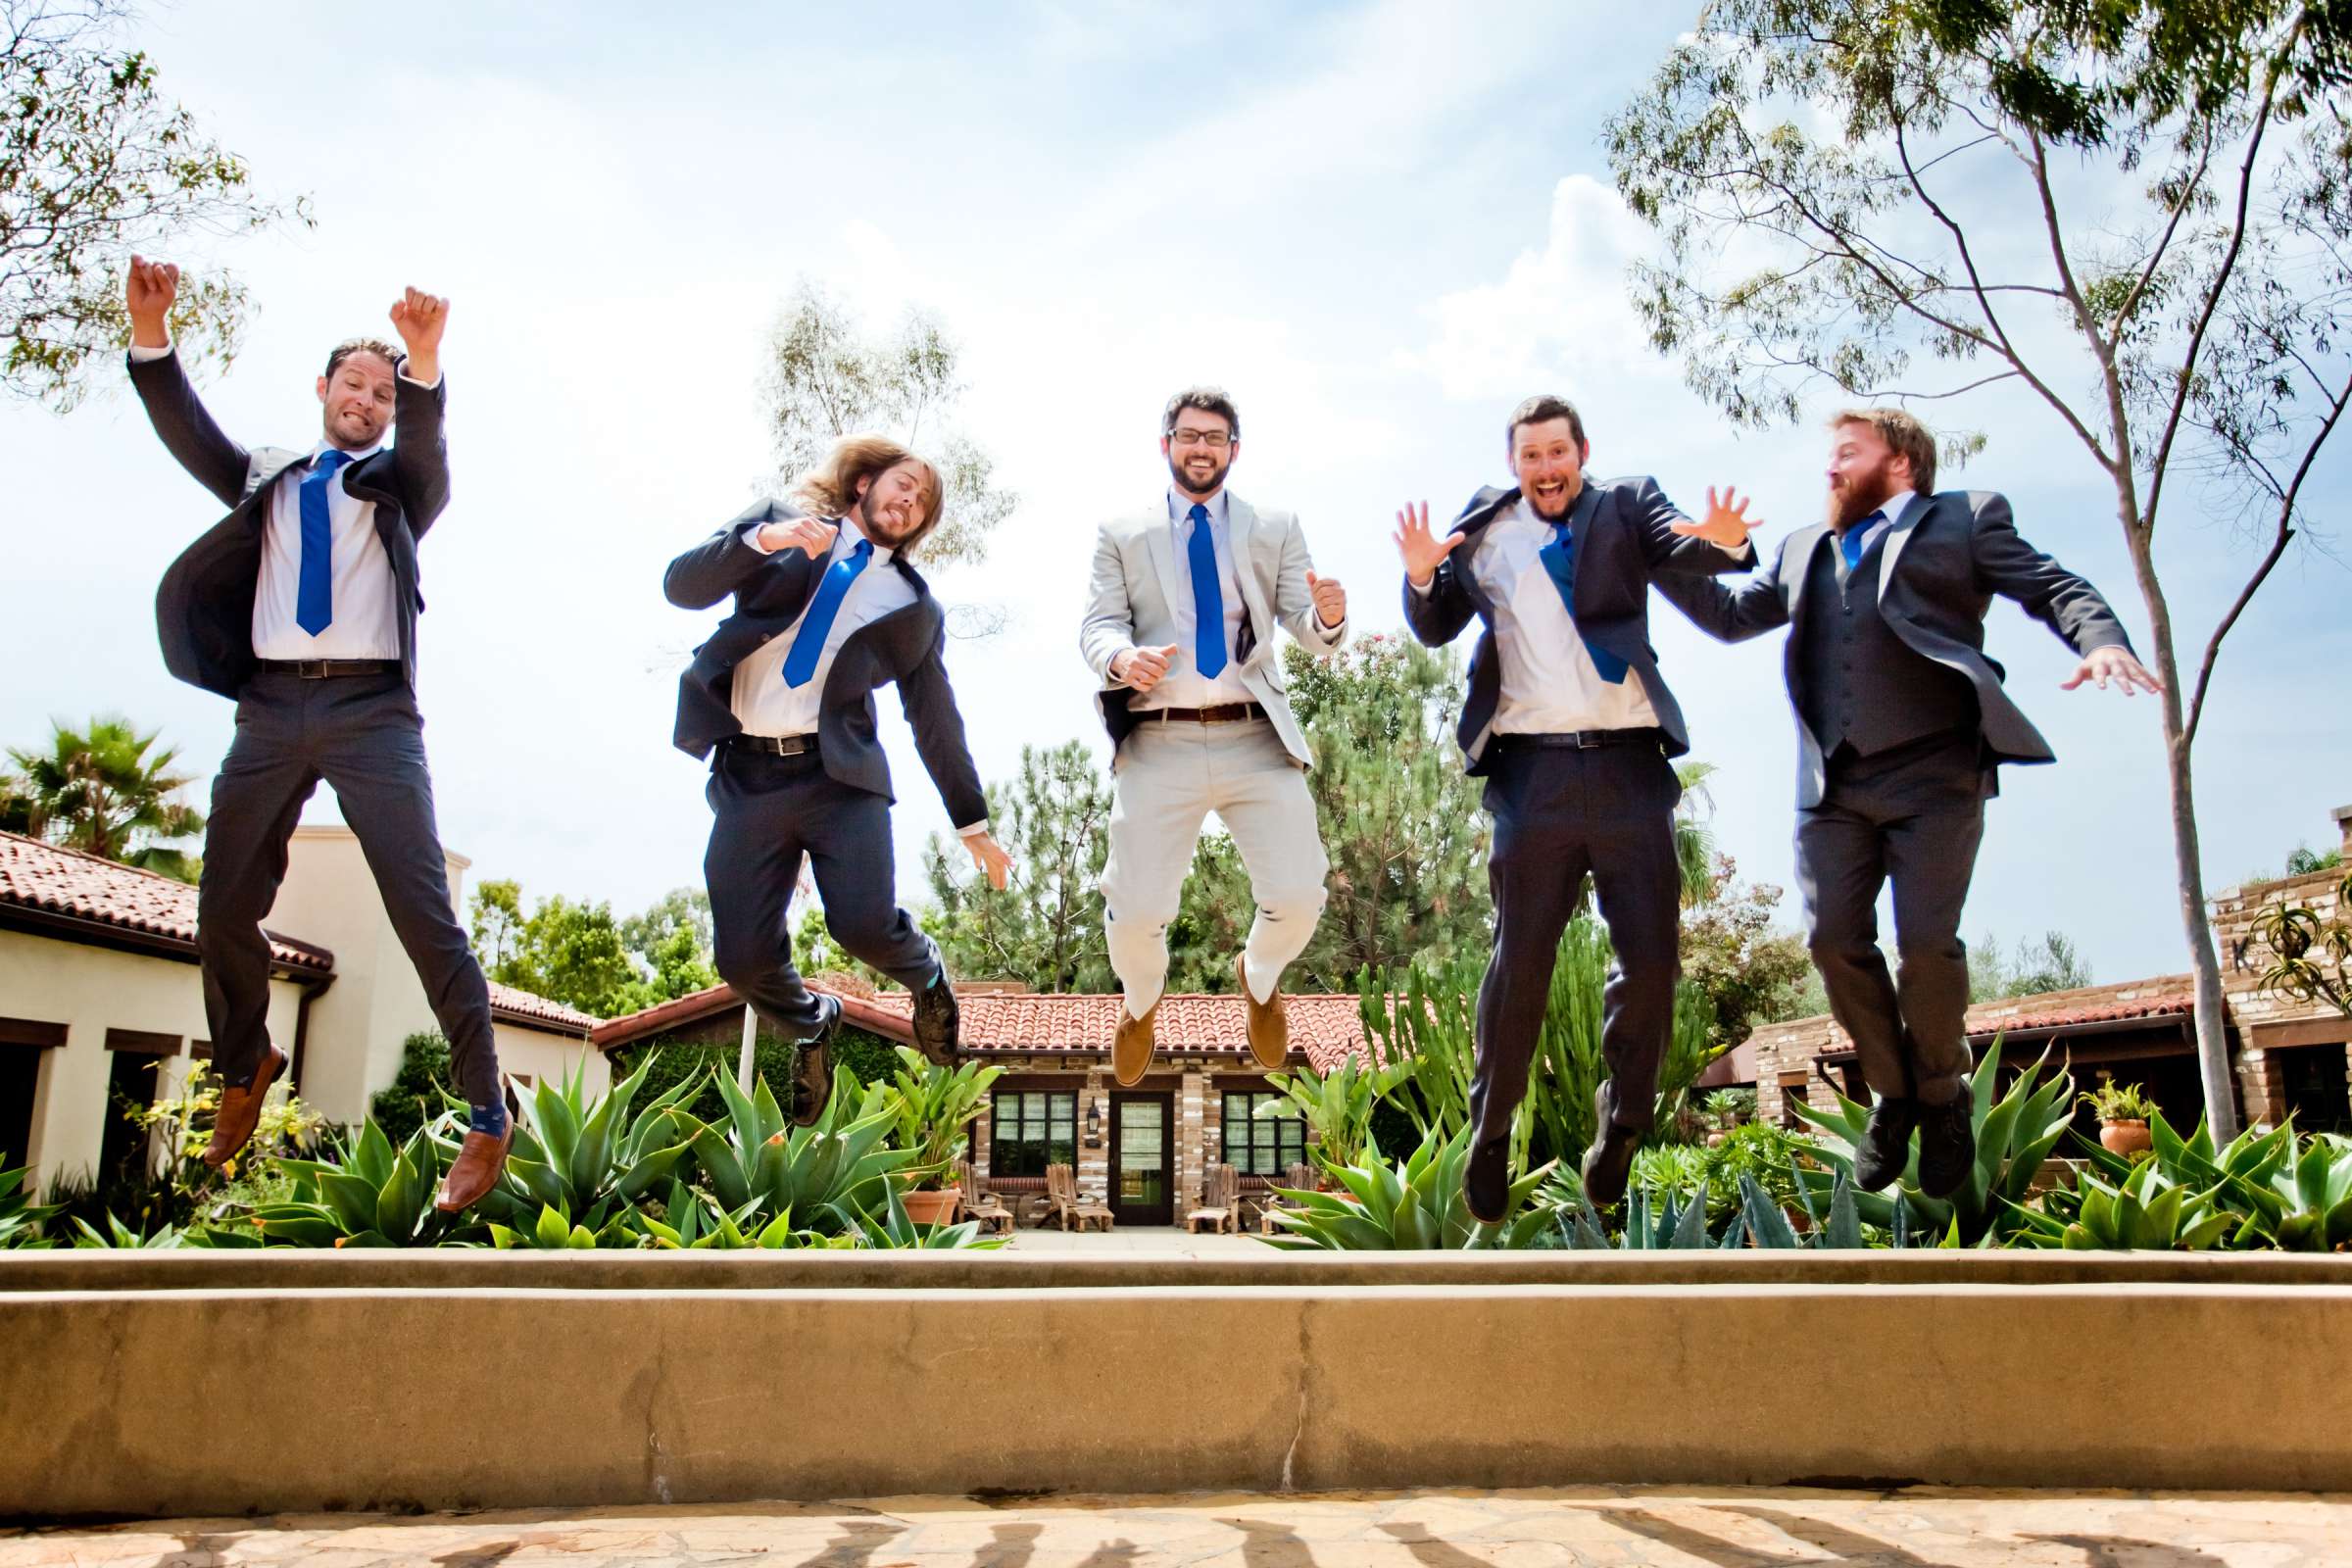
1237,954,1290,1071
1112,1001,1159,1088
202,1046,287,1169
435,1120,514,1213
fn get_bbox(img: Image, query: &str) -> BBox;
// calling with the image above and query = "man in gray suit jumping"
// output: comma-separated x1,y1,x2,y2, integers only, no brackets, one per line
1661,408,2158,1198
1079,388,1348,1087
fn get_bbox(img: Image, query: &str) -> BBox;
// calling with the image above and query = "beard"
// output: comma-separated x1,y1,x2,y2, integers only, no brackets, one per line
858,484,923,548
1827,460,1897,530
1167,450,1230,498
1523,470,1583,519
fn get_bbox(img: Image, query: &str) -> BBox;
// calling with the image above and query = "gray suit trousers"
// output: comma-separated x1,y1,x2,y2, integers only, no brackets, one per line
199,672,500,1104
704,746,941,1042
1794,729,1988,1107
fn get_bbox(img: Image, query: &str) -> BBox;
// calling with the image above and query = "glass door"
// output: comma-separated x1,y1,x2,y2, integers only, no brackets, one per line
1109,1093,1173,1226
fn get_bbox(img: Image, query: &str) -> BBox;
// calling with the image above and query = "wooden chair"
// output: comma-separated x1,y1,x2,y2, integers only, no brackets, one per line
1258,1162,1319,1235
956,1159,1014,1237
1045,1163,1114,1232
1186,1162,1241,1235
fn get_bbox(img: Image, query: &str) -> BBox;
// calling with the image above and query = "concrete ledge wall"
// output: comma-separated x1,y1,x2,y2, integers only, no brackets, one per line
5,1253,2350,1517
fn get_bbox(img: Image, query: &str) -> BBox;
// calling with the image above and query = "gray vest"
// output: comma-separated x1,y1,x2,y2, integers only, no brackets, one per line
1795,533,1979,759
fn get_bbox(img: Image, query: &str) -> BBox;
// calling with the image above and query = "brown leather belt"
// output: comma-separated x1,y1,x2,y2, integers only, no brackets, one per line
729,733,820,757
252,659,400,678
1143,702,1267,724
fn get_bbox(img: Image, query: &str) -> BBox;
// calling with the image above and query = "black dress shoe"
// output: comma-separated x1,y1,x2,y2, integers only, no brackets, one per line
910,968,961,1066
1579,1081,1643,1210
1852,1097,1919,1191
1916,1093,1978,1199
790,996,841,1128
1464,1134,1510,1224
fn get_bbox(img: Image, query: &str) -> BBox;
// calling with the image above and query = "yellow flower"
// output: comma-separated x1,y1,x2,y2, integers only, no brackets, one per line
333,1236,348,1250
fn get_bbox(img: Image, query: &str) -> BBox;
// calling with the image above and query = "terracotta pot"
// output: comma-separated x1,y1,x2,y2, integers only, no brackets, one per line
2100,1119,2153,1156
901,1188,961,1226
1705,1131,1730,1149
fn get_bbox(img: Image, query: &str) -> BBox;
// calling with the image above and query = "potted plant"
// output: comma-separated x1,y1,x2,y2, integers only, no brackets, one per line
882,1047,1002,1226
2081,1080,2158,1157
1701,1088,1755,1147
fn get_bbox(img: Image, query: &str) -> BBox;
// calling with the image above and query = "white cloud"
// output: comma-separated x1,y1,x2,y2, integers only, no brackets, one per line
1399,174,1669,402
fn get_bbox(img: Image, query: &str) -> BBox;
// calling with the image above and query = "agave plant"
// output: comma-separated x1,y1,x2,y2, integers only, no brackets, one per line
70,1213,195,1250
1260,1123,1556,1250
1257,1053,1400,1172
1559,1170,1894,1250
835,1184,1006,1250
2033,1113,2352,1251
488,1198,640,1250
253,1120,458,1247
1558,1182,1724,1250
0,1166,60,1249
2007,1157,2235,1250
881,1047,1002,1185
1793,1035,2073,1244
688,1062,918,1232
476,1053,705,1230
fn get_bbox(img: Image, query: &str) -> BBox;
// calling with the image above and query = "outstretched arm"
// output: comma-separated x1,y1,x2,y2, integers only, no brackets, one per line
386,287,452,534
1395,501,1477,646
1635,476,1760,575
1654,533,1796,644
122,256,248,508
899,629,1012,887
1968,493,2162,696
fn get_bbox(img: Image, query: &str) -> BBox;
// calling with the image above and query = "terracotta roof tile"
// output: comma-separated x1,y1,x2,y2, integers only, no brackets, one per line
0,830,330,973
594,982,1374,1071
487,981,598,1036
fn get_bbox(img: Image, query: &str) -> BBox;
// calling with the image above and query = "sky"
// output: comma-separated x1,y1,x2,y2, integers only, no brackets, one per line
2,0,2344,991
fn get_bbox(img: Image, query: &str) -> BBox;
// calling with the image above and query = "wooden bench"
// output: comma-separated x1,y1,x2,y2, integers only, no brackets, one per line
1046,1162,1113,1232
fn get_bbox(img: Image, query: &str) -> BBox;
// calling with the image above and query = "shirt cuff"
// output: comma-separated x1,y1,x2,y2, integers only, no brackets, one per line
1407,574,1438,597
741,521,775,554
128,341,174,364
397,364,442,391
956,819,990,839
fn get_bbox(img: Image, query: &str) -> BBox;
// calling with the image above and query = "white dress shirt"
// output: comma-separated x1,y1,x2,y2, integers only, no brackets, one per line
729,513,987,838
129,340,436,661
1132,488,1256,711
1422,496,1661,735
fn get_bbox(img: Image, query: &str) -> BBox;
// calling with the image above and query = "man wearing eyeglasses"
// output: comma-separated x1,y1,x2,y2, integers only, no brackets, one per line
1080,387,1348,1088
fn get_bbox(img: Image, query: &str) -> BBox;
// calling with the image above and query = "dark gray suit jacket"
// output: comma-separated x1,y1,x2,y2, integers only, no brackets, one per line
664,500,988,828
1656,489,2132,807
129,348,449,697
1399,476,1754,773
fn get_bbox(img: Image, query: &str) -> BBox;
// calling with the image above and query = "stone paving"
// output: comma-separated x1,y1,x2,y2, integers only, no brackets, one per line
7,1485,2347,1567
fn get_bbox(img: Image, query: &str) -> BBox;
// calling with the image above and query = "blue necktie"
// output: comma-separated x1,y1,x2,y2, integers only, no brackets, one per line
1538,520,1630,685
1185,503,1227,679
294,449,357,637
781,535,873,689
1841,511,1885,570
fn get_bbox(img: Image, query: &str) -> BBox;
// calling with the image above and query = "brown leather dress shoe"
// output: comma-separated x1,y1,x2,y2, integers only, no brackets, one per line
1237,954,1290,1071
1112,1001,1158,1088
202,1046,287,1168
436,1120,514,1213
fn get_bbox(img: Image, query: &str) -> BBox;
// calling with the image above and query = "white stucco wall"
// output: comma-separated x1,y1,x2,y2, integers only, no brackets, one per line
0,928,308,1196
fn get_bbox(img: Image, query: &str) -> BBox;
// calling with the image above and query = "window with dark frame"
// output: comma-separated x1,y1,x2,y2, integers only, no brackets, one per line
991,1090,1076,1177
1221,1092,1306,1176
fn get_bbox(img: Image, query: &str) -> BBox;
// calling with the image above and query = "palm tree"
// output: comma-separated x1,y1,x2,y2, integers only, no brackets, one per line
1673,761,1718,908
4,717,205,883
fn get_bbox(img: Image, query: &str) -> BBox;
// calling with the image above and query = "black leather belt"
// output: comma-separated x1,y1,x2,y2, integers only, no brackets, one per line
1494,727,1664,751
252,659,400,678
729,733,819,757
1144,703,1267,724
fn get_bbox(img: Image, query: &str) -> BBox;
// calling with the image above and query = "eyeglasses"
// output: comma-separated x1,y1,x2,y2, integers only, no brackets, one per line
1167,427,1233,449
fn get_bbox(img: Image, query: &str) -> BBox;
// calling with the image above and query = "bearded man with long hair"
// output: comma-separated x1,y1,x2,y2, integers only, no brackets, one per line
665,436,1012,1122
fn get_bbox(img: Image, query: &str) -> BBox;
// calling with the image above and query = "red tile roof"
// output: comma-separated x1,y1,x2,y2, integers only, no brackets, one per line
593,982,1374,1071
0,830,331,973
487,981,598,1036
1963,977,2195,1037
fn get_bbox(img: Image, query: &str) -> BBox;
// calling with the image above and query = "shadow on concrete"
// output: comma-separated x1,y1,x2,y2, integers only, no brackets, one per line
1585,1508,1785,1567
784,1518,909,1566
1714,1504,1943,1563
2026,1534,2236,1567
141,1533,255,1568
974,1520,1044,1564
1224,1515,1317,1565
1070,1540,1150,1565
429,1542,521,1568
1378,1519,1502,1563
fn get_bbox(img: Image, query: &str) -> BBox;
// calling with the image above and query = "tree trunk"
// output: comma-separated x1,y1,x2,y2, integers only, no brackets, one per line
2118,521,2241,1141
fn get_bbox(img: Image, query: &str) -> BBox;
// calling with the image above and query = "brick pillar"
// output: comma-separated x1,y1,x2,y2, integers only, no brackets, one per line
1077,1069,1110,1202
971,1098,993,1180
2236,1050,2288,1131
1178,1068,1206,1208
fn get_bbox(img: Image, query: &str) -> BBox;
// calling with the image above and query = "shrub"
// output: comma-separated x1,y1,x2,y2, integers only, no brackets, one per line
370,1032,453,1148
